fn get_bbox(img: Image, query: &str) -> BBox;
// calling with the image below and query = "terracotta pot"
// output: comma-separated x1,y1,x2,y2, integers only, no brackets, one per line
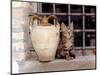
29,15,60,62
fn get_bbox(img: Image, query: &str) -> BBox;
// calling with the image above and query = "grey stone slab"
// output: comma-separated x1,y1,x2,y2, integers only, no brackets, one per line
13,55,95,73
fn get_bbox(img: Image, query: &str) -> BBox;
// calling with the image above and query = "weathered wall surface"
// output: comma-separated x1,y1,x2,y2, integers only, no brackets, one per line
12,1,35,62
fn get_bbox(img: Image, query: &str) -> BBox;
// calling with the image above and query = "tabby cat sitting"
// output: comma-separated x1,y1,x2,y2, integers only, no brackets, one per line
56,22,75,60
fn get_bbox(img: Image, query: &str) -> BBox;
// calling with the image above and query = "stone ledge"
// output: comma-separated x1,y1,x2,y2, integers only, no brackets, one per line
13,55,95,73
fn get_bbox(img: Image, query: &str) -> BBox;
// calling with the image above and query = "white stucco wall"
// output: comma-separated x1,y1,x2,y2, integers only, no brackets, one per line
12,1,37,62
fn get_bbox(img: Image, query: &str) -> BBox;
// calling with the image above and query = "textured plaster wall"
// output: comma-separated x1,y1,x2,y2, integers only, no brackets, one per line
12,1,35,62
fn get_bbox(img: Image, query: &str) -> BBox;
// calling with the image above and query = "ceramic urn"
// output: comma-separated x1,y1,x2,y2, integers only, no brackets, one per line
29,15,60,62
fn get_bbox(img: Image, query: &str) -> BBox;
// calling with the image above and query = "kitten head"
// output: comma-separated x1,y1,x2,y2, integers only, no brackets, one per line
61,22,74,50
61,22,73,33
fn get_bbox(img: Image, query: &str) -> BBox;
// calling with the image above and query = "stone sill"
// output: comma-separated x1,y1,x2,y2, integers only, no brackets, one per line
30,49,95,56
12,55,96,74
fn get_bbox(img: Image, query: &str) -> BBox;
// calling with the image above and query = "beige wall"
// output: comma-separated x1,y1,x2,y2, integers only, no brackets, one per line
12,1,37,61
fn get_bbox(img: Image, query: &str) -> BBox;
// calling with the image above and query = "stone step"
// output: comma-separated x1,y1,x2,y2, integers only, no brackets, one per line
12,55,95,73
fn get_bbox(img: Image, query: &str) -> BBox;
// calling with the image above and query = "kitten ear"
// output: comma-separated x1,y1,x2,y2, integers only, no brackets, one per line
70,22,74,30
61,22,67,32
61,22,66,26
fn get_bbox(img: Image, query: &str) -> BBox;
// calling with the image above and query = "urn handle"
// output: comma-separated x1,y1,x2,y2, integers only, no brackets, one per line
48,15,58,21
48,15,60,30
29,15,40,31
29,15,60,30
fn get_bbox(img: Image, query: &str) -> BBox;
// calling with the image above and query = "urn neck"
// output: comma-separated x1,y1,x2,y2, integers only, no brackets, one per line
40,16,49,26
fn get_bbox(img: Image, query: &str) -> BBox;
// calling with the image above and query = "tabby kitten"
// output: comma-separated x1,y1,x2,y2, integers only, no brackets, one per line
56,22,75,60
